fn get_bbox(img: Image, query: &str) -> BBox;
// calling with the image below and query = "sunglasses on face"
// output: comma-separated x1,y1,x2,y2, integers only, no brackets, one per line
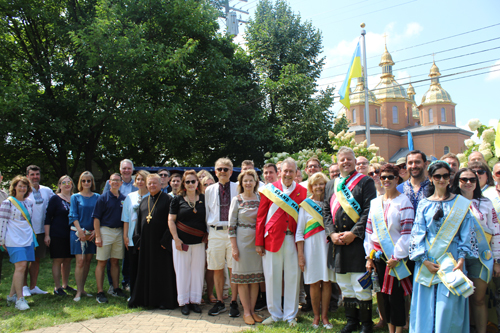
432,173,450,181
473,169,486,176
368,170,380,177
159,174,169,177
81,179,92,184
185,180,197,185
397,164,406,170
380,175,396,181
216,167,229,172
61,181,72,185
459,177,477,184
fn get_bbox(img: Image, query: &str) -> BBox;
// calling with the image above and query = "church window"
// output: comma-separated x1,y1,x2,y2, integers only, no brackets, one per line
392,106,398,124
375,109,378,123
441,108,446,122
444,146,450,154
452,109,455,122
429,109,434,123
352,109,356,123
362,108,365,122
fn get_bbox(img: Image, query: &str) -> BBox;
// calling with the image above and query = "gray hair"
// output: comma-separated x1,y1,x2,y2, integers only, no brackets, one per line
337,146,355,159
120,159,135,170
281,157,297,171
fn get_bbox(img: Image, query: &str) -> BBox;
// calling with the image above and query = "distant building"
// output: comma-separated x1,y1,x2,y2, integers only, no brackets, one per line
345,44,472,162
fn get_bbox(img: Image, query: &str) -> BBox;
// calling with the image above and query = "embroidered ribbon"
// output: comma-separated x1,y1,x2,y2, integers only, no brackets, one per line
177,221,208,241
329,172,364,225
436,252,475,298
300,198,324,239
470,212,493,283
259,184,300,222
371,197,411,280
7,196,39,248
415,195,470,287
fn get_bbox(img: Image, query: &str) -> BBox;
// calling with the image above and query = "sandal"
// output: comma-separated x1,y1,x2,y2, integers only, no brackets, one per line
209,295,217,303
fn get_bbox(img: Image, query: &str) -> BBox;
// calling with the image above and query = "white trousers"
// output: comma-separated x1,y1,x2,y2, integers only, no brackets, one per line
262,235,300,322
336,272,372,301
172,241,206,305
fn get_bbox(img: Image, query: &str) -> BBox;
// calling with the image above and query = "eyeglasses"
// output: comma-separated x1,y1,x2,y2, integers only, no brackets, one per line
185,180,197,185
307,165,320,169
356,162,368,166
380,175,396,181
216,167,230,172
459,177,477,184
159,174,169,178
81,179,92,184
61,181,72,185
397,164,406,170
110,179,122,182
368,170,380,177
432,173,450,181
330,173,339,178
473,169,486,176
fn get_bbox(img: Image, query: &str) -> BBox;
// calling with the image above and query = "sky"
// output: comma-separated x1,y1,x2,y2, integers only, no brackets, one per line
226,0,500,132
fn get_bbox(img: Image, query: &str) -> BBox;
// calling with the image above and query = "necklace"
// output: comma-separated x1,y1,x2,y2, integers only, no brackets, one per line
186,195,197,213
147,192,162,223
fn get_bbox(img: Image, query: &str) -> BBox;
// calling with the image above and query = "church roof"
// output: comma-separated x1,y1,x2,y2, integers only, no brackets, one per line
421,61,455,105
374,45,409,101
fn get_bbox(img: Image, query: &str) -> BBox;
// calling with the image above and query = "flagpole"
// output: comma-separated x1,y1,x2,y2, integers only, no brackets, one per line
361,23,371,146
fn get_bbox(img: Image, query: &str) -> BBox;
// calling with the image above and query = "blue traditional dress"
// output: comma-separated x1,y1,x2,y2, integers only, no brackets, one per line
409,195,478,333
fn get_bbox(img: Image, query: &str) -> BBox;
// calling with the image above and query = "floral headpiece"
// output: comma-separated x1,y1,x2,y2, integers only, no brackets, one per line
427,160,450,171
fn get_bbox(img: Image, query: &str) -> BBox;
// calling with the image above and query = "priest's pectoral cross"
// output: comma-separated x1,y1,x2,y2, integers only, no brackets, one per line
146,214,152,223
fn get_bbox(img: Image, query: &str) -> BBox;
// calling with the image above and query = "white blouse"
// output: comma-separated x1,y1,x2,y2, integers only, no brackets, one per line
470,198,500,260
0,198,35,247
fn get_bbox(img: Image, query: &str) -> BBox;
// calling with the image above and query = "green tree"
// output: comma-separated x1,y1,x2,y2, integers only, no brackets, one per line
245,0,335,154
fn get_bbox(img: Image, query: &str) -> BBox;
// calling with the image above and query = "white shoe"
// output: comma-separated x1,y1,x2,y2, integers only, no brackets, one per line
30,286,48,295
262,317,275,325
23,286,32,297
15,297,30,310
6,294,17,306
323,323,333,330
107,285,115,295
288,318,298,327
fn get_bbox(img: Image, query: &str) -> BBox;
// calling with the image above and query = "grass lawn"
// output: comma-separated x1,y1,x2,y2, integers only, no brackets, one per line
0,255,391,333
0,255,139,333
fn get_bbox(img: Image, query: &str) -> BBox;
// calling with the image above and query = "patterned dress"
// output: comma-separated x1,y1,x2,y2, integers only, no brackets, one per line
228,194,264,284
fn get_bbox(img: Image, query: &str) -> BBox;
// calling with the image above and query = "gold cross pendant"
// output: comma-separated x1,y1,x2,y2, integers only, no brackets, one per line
146,214,152,223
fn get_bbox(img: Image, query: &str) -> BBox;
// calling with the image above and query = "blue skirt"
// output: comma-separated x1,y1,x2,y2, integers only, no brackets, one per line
7,242,35,263
70,231,96,255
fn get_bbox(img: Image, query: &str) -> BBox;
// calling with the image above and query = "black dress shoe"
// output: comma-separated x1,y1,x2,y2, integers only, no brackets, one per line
181,304,190,315
190,303,202,313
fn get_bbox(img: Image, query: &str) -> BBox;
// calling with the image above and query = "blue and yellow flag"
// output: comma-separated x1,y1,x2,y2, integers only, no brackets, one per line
339,42,363,109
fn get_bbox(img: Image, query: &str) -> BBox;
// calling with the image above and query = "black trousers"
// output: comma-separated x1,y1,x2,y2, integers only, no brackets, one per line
374,259,406,327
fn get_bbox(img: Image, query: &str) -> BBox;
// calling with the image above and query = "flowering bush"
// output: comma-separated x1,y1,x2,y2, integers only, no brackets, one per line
461,119,499,168
329,130,383,164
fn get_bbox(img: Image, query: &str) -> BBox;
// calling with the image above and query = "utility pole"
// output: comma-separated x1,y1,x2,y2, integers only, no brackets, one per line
361,23,371,146
220,0,249,36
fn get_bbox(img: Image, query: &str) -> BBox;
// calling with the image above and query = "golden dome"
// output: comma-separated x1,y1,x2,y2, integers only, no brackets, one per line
407,83,416,96
379,45,395,67
374,77,408,100
350,68,379,105
421,61,455,105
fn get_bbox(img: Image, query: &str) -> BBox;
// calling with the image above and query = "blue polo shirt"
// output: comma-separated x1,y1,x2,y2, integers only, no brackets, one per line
92,191,126,228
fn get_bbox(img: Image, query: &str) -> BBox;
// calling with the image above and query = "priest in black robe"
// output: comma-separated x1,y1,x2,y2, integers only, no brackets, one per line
129,174,177,309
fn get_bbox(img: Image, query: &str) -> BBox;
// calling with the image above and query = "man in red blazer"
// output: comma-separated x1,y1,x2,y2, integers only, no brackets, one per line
256,158,307,327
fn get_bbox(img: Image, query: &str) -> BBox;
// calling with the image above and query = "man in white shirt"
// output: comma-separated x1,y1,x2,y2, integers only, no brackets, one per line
206,158,239,317
25,165,54,296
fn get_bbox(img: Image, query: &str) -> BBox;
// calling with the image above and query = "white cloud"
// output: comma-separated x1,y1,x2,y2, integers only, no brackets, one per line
486,60,500,81
404,23,423,37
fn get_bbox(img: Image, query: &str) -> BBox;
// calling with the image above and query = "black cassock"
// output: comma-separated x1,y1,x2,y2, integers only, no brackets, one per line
129,191,177,309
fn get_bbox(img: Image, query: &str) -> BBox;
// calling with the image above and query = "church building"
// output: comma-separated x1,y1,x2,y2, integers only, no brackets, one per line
345,45,472,162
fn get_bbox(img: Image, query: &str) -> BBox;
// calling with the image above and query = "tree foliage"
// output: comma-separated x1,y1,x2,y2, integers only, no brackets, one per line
245,0,335,153
0,0,270,186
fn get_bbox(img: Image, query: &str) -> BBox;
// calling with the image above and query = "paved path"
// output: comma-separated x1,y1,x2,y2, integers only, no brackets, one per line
27,302,267,333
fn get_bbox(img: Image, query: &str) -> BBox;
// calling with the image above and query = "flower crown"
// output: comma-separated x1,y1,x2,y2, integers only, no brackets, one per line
427,160,450,171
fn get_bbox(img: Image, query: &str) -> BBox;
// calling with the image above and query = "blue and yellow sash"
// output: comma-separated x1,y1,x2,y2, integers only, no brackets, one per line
330,172,364,223
436,252,475,298
300,198,324,239
483,186,500,216
371,197,411,280
7,196,39,248
259,184,300,222
471,212,494,283
415,195,470,287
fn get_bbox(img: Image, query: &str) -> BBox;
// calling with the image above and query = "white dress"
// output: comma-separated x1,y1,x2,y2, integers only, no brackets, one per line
296,200,335,284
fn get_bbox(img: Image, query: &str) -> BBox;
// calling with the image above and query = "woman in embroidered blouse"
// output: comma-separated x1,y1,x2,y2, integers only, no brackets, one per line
296,172,334,330
452,168,500,333
69,171,100,301
469,161,495,193
122,170,149,296
0,176,34,310
168,170,207,315
365,164,414,333
44,175,75,296
409,161,478,333
229,169,263,325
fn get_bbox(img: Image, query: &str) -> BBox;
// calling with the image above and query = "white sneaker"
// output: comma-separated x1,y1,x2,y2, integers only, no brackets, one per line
30,286,48,295
22,286,32,297
107,285,114,295
262,317,276,325
15,297,30,310
288,318,298,327
6,294,17,306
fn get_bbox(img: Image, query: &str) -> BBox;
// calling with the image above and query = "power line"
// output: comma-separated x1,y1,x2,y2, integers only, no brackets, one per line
323,22,500,71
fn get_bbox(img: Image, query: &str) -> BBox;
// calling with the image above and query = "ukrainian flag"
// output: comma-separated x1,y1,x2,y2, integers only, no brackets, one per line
339,42,363,109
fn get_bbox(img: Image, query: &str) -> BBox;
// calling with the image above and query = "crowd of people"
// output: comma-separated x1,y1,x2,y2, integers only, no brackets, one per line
0,150,499,333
